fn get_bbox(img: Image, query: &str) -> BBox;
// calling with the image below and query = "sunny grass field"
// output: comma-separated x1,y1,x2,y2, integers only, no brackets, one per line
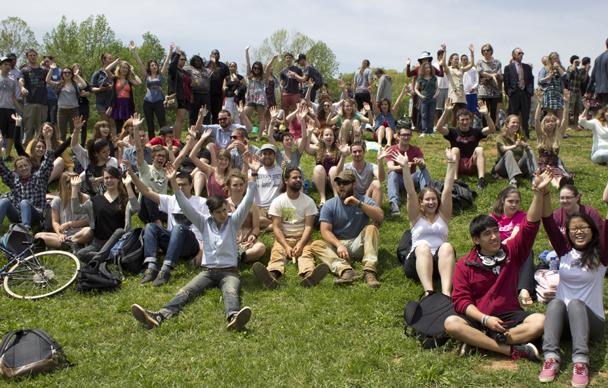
1,122,608,387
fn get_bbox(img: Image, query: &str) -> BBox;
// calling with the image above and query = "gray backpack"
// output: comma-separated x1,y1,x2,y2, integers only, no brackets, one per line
0,329,70,379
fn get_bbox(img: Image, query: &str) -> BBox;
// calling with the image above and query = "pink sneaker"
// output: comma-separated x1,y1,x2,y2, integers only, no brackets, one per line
538,358,559,382
571,363,589,388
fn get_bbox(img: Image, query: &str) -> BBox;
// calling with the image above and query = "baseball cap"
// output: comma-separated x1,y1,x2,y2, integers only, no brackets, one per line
259,144,277,153
334,170,356,183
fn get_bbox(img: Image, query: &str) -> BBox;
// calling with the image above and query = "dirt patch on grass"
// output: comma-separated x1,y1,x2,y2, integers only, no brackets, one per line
482,359,519,371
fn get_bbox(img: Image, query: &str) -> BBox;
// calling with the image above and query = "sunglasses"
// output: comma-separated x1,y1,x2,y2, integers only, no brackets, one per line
336,180,353,186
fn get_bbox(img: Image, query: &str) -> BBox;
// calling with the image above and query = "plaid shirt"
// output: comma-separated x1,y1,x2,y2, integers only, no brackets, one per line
0,150,53,212
568,67,585,93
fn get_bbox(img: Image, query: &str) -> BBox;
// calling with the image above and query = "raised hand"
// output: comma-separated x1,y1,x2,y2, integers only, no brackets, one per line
49,62,57,70
70,175,81,187
131,112,143,127
169,42,176,51
478,100,488,115
363,102,371,112
445,97,455,112
377,146,391,161
269,106,278,119
337,140,350,156
533,169,553,191
73,115,85,131
200,127,213,140
406,58,411,66
73,66,80,76
10,113,22,127
198,105,209,120
164,163,177,181
42,125,53,139
122,173,132,186
394,152,409,166
445,148,457,163
247,153,261,172
236,101,245,114
468,44,474,53
128,40,136,51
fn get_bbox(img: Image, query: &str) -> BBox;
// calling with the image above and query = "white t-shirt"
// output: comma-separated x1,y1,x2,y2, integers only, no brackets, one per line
268,192,318,238
434,61,449,89
556,249,607,320
254,164,283,209
159,194,209,241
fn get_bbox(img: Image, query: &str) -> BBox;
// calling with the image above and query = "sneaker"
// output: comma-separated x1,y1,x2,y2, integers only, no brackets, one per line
300,263,330,287
140,269,159,285
363,270,380,288
477,177,487,190
226,306,252,331
252,262,278,289
511,343,541,362
571,363,589,388
131,304,163,329
390,202,400,216
538,358,560,383
333,269,358,285
152,270,171,287
459,342,473,357
419,133,426,138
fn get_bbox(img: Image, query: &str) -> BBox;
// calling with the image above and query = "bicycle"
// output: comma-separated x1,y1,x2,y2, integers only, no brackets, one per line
0,225,80,300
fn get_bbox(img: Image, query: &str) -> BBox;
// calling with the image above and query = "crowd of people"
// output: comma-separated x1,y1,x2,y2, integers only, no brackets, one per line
2,37,608,387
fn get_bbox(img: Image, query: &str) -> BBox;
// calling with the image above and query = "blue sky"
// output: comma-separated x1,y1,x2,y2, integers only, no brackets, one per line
11,0,608,76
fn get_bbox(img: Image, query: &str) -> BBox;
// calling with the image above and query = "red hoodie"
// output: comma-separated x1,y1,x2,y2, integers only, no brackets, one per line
452,219,540,316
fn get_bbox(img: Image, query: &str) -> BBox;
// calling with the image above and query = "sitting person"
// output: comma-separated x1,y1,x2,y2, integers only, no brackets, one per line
386,123,431,216
305,126,349,207
130,160,261,332
252,167,329,288
444,171,553,361
188,127,232,198
328,98,371,145
34,172,92,249
436,98,496,189
253,144,284,230
490,187,536,306
309,169,384,287
71,167,139,263
226,170,266,264
539,204,607,386
370,85,406,146
340,141,390,206
535,89,571,188
578,100,608,164
0,129,53,229
393,148,457,296
492,114,538,186
552,183,603,239
267,106,309,170
147,125,181,155
128,167,205,286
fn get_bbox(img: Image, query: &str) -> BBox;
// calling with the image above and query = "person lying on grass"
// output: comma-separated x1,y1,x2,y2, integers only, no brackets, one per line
131,156,260,331
444,170,554,361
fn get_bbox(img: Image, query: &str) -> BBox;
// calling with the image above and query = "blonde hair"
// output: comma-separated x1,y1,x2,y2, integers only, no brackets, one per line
500,114,522,139
537,113,561,152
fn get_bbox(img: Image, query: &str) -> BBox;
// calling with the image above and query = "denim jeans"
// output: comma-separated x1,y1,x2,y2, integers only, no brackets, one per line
387,168,431,207
542,298,605,364
0,198,42,228
419,97,436,134
159,269,241,319
143,223,200,267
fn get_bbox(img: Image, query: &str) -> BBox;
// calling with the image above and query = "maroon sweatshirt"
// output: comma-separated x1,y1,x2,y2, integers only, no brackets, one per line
452,219,540,316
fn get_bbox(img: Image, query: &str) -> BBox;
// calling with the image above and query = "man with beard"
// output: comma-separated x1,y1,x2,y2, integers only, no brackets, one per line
340,141,389,206
253,144,283,230
252,167,329,288
199,106,249,150
309,169,384,288
207,49,229,123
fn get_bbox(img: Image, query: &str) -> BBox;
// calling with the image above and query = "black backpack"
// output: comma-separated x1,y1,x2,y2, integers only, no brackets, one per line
110,228,145,274
428,179,476,212
396,229,412,264
404,292,455,349
76,260,122,292
0,329,70,379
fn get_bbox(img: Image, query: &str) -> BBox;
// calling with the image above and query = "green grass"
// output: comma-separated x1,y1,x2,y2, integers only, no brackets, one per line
1,123,608,387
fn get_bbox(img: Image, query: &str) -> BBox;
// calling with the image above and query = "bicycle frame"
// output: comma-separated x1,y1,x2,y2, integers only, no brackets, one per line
0,243,37,278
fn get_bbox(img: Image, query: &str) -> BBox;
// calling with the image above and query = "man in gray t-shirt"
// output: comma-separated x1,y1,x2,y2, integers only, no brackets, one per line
309,169,384,288
341,141,389,206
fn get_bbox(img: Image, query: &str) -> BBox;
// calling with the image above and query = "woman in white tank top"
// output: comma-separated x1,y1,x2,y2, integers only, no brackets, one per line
393,148,457,296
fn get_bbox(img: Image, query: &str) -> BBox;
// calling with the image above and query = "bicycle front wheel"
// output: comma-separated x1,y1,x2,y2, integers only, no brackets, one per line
3,250,81,300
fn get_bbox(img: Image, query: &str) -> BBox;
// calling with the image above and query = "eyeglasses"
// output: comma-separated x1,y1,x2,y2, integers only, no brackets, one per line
569,225,591,233
516,52,524,56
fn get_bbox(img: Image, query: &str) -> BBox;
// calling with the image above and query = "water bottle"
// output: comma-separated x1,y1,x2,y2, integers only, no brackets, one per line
549,256,559,271
303,179,310,194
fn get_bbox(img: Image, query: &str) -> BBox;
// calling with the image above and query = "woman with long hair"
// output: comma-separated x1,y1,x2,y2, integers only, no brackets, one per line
130,40,172,139
578,100,608,164
105,58,142,133
535,89,571,187
538,52,567,124
45,63,87,141
552,183,603,239
71,166,139,263
245,46,278,141
353,59,372,110
34,172,92,249
226,169,266,263
539,207,607,387
490,187,536,306
414,62,438,137
441,44,475,126
492,114,538,186
223,62,245,124
394,148,457,296
328,98,371,145
188,127,231,198
267,106,309,170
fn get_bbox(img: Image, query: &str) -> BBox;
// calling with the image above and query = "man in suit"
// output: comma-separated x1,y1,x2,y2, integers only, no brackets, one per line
503,48,534,139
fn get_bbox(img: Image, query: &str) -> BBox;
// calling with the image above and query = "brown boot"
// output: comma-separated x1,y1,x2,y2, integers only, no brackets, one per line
300,263,329,288
364,270,380,288
334,268,357,285
252,262,279,289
